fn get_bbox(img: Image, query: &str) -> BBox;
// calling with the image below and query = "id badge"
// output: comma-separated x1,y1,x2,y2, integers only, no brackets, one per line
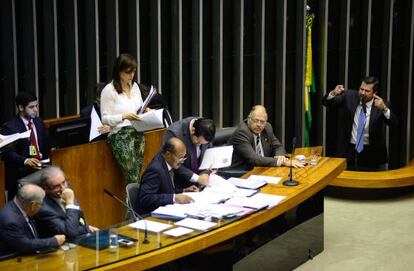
29,145,38,156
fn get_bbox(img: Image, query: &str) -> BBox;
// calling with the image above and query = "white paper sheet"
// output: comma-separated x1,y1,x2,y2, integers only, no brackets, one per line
174,218,217,231
247,174,282,185
131,109,164,132
227,177,267,190
0,130,31,149
89,106,103,141
198,145,233,170
129,220,173,233
163,227,194,237
138,85,156,114
225,193,286,210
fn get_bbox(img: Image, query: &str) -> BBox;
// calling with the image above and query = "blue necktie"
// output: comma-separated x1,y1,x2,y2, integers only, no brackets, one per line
355,104,366,153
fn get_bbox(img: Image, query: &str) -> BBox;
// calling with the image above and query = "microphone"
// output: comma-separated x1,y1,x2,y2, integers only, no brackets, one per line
283,137,299,186
103,188,149,244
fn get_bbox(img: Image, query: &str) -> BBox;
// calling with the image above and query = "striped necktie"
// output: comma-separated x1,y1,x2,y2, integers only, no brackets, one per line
355,104,366,153
256,136,263,156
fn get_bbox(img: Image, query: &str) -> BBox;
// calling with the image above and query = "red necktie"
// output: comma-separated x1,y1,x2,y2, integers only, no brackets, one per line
28,120,41,159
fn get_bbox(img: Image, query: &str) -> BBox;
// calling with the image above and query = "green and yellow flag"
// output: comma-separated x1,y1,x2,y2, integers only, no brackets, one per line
304,13,315,147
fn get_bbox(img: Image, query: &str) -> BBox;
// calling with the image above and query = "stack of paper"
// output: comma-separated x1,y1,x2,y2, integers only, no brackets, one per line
131,109,165,132
247,174,282,185
199,145,233,170
129,220,173,233
175,218,217,231
225,193,286,210
163,227,194,237
227,177,267,190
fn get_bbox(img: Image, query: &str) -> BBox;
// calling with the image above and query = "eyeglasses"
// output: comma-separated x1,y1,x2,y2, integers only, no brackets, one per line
47,180,68,190
250,118,267,126
173,153,187,162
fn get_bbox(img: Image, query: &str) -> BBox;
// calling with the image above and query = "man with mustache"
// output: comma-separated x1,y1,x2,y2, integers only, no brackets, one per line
322,76,398,170
137,137,197,215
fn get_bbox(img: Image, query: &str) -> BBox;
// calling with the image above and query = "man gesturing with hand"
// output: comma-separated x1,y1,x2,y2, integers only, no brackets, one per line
322,76,398,170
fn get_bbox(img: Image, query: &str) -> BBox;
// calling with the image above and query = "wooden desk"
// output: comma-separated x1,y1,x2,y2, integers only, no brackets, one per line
0,156,346,270
50,129,166,228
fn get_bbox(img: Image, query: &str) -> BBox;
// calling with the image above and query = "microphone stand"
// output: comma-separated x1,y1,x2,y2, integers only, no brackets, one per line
283,137,299,186
103,188,149,244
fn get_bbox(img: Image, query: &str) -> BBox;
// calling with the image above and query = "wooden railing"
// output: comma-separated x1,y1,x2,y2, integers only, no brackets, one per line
329,159,414,188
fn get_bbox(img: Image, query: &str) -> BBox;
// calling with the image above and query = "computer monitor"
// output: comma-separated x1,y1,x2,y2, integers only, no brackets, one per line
49,117,91,149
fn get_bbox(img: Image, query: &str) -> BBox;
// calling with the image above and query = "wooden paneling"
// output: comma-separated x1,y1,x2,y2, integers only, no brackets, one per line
49,128,166,228
330,159,414,188
43,115,80,128
50,140,125,228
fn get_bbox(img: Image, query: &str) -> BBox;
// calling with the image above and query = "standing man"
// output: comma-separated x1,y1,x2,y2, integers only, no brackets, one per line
1,92,50,200
228,105,303,171
34,166,98,239
322,76,398,170
163,117,216,188
0,184,65,257
137,137,197,215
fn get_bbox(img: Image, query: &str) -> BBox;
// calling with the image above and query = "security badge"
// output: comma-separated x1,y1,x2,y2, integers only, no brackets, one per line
29,145,38,156
79,217,85,225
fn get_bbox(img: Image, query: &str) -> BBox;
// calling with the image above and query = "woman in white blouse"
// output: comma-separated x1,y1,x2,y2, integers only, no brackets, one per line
100,54,146,184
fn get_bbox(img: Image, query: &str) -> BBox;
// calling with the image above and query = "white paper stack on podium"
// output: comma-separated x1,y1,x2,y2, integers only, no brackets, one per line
130,109,165,132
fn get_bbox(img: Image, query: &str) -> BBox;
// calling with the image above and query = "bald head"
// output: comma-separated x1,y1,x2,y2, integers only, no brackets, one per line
162,137,187,169
16,184,45,216
247,105,268,135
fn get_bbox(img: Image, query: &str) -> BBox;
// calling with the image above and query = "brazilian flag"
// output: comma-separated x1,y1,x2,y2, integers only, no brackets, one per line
304,13,315,147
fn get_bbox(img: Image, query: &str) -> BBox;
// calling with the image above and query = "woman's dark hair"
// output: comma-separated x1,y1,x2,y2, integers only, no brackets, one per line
111,53,138,94
193,118,216,142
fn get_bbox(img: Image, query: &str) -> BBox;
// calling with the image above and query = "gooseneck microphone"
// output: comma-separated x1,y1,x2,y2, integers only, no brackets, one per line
103,188,149,244
283,137,300,187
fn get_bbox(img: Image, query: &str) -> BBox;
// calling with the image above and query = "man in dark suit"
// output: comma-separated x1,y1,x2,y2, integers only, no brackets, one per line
1,92,50,200
228,105,303,171
34,166,98,239
322,76,398,170
0,183,65,257
163,117,216,188
137,137,197,215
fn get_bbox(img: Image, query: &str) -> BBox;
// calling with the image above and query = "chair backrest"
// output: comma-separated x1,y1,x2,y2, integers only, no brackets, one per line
126,183,140,220
212,126,237,147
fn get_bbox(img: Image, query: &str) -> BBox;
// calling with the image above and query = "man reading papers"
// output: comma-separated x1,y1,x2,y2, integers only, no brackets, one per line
137,137,198,215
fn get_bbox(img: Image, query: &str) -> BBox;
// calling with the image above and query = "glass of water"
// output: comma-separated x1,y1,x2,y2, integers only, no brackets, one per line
109,228,118,251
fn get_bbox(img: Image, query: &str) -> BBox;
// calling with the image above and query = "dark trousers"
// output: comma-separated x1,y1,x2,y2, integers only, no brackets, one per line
345,144,385,171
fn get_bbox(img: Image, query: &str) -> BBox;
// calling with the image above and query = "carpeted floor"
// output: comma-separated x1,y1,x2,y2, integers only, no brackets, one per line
296,190,414,271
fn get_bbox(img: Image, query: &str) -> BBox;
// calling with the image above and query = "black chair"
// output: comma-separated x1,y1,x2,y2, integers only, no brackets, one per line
212,126,237,147
211,126,249,179
126,183,140,220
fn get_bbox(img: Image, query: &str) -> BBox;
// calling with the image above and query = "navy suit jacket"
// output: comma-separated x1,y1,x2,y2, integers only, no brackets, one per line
0,201,59,256
34,196,89,239
137,153,183,215
228,119,286,170
1,116,50,199
322,89,398,163
163,117,210,187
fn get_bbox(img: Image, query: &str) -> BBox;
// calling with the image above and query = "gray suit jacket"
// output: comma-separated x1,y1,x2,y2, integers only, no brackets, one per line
228,119,286,170
163,117,210,187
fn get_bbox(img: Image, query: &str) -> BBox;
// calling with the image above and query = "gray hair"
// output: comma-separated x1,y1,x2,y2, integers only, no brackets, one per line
16,184,45,208
40,165,65,188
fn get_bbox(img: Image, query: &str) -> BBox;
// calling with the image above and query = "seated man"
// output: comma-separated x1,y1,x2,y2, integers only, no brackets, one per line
163,117,216,187
137,137,197,215
0,184,65,256
1,92,50,200
34,166,98,239
228,105,303,170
